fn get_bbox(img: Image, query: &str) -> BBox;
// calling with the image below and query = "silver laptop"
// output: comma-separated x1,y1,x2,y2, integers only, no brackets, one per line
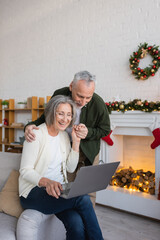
61,161,120,199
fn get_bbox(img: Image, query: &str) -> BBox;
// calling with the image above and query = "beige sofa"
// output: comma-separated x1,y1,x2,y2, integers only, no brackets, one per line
0,152,66,240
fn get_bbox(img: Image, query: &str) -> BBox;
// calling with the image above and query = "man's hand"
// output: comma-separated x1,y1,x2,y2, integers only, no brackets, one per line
25,124,39,142
74,123,88,139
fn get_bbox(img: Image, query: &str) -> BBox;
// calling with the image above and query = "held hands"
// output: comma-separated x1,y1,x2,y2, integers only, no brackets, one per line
39,177,63,199
74,123,88,139
25,124,39,142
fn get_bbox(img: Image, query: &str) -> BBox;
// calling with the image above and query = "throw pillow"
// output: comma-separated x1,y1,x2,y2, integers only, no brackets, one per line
0,170,23,218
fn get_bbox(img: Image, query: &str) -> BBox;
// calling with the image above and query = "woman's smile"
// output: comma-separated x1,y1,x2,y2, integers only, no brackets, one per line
55,103,72,131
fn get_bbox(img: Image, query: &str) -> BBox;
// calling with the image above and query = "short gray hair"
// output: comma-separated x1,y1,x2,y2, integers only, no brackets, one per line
72,70,96,87
44,95,76,127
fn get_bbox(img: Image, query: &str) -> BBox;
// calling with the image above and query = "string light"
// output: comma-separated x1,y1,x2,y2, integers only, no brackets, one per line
110,167,155,195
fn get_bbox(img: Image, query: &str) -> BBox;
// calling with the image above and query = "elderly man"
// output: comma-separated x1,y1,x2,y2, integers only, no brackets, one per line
25,70,111,206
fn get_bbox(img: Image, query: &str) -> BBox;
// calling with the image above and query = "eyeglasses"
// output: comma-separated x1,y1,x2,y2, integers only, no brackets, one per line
56,112,73,120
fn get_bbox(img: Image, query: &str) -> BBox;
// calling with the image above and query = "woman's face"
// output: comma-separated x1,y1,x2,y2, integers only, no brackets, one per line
54,103,72,131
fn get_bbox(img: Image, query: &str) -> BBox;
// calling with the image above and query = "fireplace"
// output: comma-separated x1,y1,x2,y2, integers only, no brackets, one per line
96,111,160,220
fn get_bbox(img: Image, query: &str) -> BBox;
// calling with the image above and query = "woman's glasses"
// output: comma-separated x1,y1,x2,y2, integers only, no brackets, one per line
56,112,72,120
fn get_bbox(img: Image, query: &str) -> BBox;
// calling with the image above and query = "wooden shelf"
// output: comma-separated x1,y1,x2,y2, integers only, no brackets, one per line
0,125,24,129
0,142,23,148
0,108,44,111
14,108,32,111
33,108,44,110
3,108,32,111
0,96,51,153
2,108,10,111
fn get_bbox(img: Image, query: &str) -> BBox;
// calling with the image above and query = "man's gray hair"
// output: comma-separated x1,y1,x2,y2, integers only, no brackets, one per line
44,95,76,127
72,70,96,87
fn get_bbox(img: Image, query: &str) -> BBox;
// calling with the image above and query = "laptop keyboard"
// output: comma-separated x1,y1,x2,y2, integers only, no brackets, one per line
61,188,70,195
61,182,73,195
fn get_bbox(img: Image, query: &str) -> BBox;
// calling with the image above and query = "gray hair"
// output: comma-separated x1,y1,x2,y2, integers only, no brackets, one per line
44,95,76,127
72,70,96,87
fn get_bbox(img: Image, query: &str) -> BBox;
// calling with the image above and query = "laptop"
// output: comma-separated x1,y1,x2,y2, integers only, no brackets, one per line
61,161,120,199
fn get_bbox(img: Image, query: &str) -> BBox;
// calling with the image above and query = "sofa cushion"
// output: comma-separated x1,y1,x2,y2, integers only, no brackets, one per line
0,152,21,191
0,170,23,218
0,212,17,240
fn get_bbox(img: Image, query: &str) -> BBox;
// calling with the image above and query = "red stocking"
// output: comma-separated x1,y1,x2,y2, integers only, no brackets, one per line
151,128,160,149
102,130,114,146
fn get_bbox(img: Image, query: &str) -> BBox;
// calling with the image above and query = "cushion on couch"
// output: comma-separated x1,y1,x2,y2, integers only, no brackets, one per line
0,212,17,240
0,153,21,191
0,170,23,218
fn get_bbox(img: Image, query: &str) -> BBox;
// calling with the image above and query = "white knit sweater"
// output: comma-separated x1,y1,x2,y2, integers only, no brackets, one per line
19,123,79,198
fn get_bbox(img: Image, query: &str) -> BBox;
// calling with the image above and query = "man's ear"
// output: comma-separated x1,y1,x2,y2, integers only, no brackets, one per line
69,82,73,91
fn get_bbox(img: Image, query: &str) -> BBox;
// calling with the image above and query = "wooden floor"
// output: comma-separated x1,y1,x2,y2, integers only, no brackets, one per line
95,204,160,240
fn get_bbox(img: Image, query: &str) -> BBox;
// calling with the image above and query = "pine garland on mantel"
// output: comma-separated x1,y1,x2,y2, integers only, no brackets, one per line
105,99,160,114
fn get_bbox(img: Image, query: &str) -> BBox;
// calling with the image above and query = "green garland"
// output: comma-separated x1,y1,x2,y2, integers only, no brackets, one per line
106,99,160,114
129,42,160,80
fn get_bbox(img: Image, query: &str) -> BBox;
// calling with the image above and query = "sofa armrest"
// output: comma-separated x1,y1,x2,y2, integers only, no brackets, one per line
16,209,66,240
16,210,44,240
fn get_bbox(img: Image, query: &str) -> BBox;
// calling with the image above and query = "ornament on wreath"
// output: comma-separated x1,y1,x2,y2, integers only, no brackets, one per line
129,42,160,80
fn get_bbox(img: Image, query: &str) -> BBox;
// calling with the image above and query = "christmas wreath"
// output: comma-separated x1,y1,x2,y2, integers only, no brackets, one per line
129,42,160,80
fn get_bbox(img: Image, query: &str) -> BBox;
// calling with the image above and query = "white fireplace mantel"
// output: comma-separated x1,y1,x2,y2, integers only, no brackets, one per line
96,111,160,220
111,111,160,136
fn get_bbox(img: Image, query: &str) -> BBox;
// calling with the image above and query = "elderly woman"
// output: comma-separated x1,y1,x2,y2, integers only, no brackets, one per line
19,95,103,240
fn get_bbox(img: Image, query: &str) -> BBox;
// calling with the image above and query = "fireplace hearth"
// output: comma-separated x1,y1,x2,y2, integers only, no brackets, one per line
96,111,160,220
110,166,155,195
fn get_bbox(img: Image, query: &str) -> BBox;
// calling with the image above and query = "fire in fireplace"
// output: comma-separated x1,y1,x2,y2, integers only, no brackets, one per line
110,166,155,195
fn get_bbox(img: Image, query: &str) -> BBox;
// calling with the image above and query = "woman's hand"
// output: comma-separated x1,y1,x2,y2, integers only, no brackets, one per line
39,177,63,199
46,180,63,199
71,126,81,152
72,125,81,142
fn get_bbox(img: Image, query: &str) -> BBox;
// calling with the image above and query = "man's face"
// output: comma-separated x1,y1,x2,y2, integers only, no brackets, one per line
69,80,95,108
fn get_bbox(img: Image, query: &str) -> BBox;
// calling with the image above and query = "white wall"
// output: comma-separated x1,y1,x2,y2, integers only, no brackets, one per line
0,0,160,103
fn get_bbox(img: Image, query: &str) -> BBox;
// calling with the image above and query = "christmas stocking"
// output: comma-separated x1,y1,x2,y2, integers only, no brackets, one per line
151,128,160,149
149,118,160,149
102,130,114,146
